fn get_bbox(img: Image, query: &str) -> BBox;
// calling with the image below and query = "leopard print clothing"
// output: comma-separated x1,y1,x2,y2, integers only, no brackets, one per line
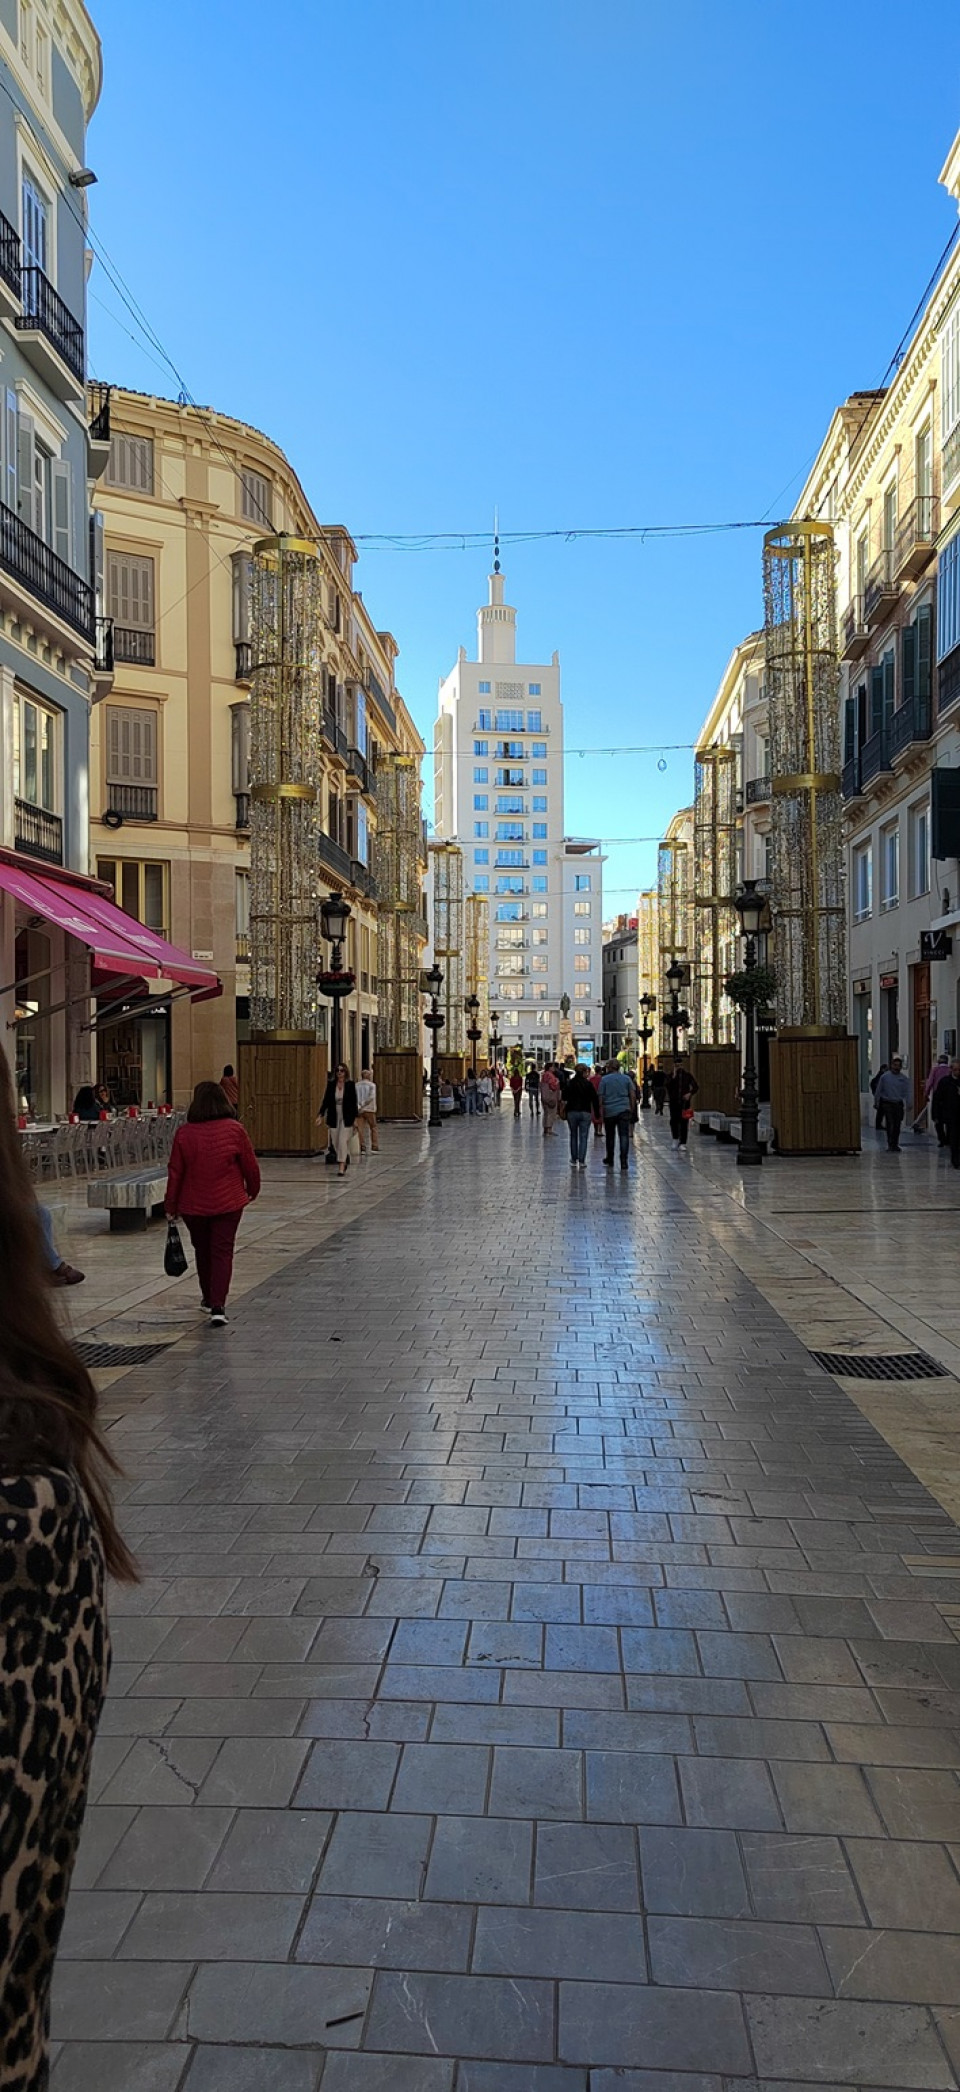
0,1468,109,2092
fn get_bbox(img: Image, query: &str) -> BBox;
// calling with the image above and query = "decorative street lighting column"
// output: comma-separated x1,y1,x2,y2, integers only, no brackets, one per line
638,992,654,1107
465,993,481,1077
664,959,691,1065
733,879,765,1169
317,890,355,1076
425,961,445,1130
489,1010,501,1071
622,1007,634,1070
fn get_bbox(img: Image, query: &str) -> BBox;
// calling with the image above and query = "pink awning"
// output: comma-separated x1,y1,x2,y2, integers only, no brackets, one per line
0,859,222,1002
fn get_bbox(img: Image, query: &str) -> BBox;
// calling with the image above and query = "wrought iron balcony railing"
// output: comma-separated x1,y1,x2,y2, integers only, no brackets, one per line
15,797,63,864
16,266,84,383
841,755,862,800
840,596,869,660
860,728,892,785
346,746,371,795
114,626,156,666
0,208,20,301
888,693,934,758
318,830,353,882
322,708,349,759
95,615,114,673
88,381,110,446
745,775,771,804
351,858,376,898
864,549,899,627
365,667,397,735
106,782,157,821
0,499,92,637
939,650,960,717
894,494,939,580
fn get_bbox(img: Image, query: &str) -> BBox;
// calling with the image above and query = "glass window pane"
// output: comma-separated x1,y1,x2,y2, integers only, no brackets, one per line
143,863,165,930
121,862,140,918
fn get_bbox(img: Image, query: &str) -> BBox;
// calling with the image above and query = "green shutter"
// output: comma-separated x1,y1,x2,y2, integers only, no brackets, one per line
882,649,896,730
870,665,884,739
901,621,916,707
916,603,933,716
844,697,855,763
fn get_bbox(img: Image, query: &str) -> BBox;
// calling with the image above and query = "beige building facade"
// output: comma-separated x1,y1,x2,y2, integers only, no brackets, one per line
89,388,424,1105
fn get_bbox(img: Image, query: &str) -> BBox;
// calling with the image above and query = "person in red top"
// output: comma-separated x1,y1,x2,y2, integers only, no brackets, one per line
508,1068,524,1119
219,1063,240,1113
165,1081,261,1326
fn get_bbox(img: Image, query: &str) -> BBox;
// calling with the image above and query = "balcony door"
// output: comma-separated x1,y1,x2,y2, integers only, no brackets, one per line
21,173,48,312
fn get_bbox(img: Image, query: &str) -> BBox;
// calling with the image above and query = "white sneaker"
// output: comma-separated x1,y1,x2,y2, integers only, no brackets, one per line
209,1309,227,1327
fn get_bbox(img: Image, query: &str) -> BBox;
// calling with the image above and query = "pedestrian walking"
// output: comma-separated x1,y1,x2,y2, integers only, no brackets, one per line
589,1064,604,1136
925,1053,951,1144
873,1055,910,1151
870,1063,888,1135
540,1063,561,1136
0,1051,137,2091
666,1062,699,1148
355,1067,380,1153
493,1065,504,1106
599,1059,637,1170
465,1068,479,1115
219,1063,240,1113
525,1064,541,1116
938,1060,960,1169
651,1065,668,1116
37,1201,85,1286
509,1068,524,1118
478,1069,493,1112
318,1062,360,1177
165,1081,262,1321
565,1062,598,1167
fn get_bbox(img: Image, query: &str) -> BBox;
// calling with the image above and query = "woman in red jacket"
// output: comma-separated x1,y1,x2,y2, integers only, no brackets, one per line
165,1081,261,1326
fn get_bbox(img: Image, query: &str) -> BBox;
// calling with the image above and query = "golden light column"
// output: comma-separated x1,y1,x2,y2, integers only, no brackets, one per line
248,535,324,1040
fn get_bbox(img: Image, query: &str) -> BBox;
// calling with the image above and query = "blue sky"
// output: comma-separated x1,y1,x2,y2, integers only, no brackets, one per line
88,0,960,913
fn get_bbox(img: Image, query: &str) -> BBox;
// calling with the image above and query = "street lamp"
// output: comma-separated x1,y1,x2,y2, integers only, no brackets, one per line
424,960,445,1130
733,879,764,1170
489,1009,501,1069
317,890,355,1076
664,959,690,1065
465,992,482,1077
638,991,655,1108
622,1007,634,1068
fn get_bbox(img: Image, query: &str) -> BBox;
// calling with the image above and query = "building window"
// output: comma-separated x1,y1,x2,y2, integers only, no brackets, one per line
105,434,155,495
473,740,488,756
527,709,542,730
574,928,591,945
241,469,272,527
105,704,159,818
533,876,548,893
533,796,547,812
532,902,547,918
473,821,489,838
531,956,548,973
533,823,547,840
881,479,897,554
531,741,547,758
532,928,548,945
880,823,899,910
497,928,525,948
107,552,156,663
532,768,547,786
574,955,591,973
496,849,524,867
939,533,960,661
942,301,960,484
474,848,489,864
533,849,547,865
528,684,541,696
574,900,591,916
574,1009,588,1025
910,802,930,897
477,708,492,730
473,767,488,783
14,692,58,810
236,868,250,959
496,903,522,922
96,857,168,936
575,875,592,892
478,683,491,695
496,877,525,894
21,168,48,277
474,875,489,892
473,794,488,810
496,825,525,843
495,709,525,732
497,796,525,814
853,844,872,922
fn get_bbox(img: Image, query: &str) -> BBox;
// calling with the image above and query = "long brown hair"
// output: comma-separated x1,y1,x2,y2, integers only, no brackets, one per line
0,1054,138,1580
187,1081,234,1123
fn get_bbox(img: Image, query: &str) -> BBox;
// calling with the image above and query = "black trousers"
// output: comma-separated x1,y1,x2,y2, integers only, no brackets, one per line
884,1101,905,1150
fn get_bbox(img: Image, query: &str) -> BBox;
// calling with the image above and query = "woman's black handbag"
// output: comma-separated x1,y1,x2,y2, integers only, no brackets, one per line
164,1220,188,1278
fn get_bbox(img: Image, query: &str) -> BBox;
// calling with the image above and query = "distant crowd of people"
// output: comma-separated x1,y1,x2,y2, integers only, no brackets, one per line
493,1057,701,1169
871,1052,960,1163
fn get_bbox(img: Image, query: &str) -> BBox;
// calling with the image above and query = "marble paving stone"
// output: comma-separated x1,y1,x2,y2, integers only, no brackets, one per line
296,1892,473,1971
365,1969,554,2062
182,2048,323,2090
50,2044,192,2091
746,1995,955,2089
181,1962,372,2045
639,1825,750,1917
844,1837,960,1930
205,1809,331,1892
472,1902,647,1982
557,1979,751,2072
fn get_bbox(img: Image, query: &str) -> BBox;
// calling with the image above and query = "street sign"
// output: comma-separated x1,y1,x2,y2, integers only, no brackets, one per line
921,931,953,961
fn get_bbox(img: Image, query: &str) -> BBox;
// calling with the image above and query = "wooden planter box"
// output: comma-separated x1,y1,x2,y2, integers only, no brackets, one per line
238,1040,328,1156
437,1053,466,1086
374,1050,424,1121
769,1034,861,1155
689,1044,740,1115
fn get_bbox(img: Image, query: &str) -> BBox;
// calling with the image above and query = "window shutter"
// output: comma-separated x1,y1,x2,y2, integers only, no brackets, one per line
869,665,884,739
51,459,71,565
107,706,121,781
4,390,16,515
916,602,933,705
231,551,251,643
17,413,35,528
90,509,105,613
141,710,157,782
901,620,916,706
107,552,125,624
882,650,895,731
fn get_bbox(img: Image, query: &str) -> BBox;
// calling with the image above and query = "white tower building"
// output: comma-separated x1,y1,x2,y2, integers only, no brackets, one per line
434,557,603,1061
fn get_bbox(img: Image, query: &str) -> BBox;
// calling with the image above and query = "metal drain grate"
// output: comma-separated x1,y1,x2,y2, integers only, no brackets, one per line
74,1340,173,1368
810,1349,951,1382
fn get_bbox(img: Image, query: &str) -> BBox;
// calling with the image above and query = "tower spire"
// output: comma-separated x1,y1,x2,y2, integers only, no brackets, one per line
493,506,500,575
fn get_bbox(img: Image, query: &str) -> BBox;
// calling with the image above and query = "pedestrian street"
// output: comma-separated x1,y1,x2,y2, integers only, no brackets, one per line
51,1106,960,2089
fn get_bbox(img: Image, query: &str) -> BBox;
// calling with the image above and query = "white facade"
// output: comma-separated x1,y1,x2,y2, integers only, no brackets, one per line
434,567,603,1058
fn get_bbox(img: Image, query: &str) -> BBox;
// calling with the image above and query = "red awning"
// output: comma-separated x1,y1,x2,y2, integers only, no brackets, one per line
0,859,222,1002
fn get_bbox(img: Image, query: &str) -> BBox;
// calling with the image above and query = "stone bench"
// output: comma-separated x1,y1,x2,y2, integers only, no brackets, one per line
87,1169,168,1232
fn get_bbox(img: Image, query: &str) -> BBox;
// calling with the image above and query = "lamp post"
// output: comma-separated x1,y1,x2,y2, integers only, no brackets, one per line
489,1009,501,1070
622,1006,634,1071
664,959,690,1065
638,991,655,1107
424,960,445,1130
733,878,764,1170
317,890,355,1076
465,993,482,1077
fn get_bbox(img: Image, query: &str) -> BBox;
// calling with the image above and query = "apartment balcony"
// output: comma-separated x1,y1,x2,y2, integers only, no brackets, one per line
93,615,114,695
322,708,349,760
841,754,863,801
411,911,430,944
87,382,111,478
14,797,63,865
105,782,157,822
864,550,899,628
894,494,939,581
114,626,156,667
317,830,353,883
351,858,376,899
0,207,20,319
889,693,934,759
235,640,253,683
495,857,529,869
859,728,892,786
0,499,93,641
235,791,250,831
365,667,397,735
840,597,870,661
15,266,84,400
346,746,371,795
744,775,772,805
939,648,960,717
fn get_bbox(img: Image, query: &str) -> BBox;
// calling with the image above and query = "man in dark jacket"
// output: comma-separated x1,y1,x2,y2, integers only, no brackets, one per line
666,1063,699,1148
937,1060,960,1169
564,1064,598,1168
